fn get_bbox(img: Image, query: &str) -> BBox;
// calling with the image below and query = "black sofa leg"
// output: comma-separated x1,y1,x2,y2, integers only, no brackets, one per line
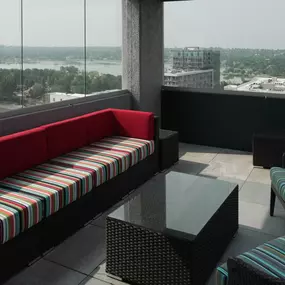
270,188,276,217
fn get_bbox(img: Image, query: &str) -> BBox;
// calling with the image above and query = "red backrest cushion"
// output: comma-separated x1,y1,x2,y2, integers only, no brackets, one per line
44,116,88,159
110,109,154,140
0,127,48,179
84,109,116,144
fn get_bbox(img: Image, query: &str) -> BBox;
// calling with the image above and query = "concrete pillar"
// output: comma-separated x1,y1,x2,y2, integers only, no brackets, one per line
122,0,164,116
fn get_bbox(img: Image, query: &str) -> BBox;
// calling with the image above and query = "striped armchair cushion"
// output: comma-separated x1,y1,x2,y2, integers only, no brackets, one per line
271,167,285,201
0,188,43,244
216,236,285,285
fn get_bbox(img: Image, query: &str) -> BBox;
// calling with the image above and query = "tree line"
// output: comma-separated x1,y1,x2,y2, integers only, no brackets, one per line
0,66,122,103
221,48,285,81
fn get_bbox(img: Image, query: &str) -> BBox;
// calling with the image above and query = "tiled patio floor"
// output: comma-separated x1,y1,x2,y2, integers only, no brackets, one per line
5,144,285,285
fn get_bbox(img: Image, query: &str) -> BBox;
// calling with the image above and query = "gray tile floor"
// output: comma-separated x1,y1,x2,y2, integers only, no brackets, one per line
5,144,285,285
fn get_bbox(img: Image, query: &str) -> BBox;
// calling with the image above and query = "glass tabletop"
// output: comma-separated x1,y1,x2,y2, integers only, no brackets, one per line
108,171,238,241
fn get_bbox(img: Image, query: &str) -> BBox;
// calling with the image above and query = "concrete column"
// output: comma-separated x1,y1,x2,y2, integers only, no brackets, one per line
122,0,164,116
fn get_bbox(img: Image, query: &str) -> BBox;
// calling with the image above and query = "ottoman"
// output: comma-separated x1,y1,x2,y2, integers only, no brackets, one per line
253,131,285,168
159,129,179,171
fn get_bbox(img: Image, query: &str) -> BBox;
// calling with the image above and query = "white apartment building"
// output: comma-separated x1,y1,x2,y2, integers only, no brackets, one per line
164,69,214,89
172,47,220,88
45,90,120,103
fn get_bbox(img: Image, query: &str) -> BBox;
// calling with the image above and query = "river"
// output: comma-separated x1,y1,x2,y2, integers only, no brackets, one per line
0,60,173,76
0,60,123,76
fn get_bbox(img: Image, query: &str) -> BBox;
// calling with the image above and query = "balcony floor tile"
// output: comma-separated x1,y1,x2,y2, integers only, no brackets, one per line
200,160,253,181
5,259,86,285
79,277,111,285
44,225,105,275
239,200,285,237
90,262,129,285
240,181,283,208
246,167,271,185
179,143,220,164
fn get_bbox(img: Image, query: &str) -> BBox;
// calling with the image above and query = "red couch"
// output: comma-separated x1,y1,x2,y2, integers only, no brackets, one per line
0,108,159,283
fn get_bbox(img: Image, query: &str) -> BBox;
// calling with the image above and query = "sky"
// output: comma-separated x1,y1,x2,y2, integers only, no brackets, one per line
0,0,284,49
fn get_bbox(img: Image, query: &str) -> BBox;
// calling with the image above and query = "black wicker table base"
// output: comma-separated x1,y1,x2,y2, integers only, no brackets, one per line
106,172,239,285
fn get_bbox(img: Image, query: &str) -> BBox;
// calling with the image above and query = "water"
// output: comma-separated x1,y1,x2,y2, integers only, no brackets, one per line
0,60,123,76
0,60,173,76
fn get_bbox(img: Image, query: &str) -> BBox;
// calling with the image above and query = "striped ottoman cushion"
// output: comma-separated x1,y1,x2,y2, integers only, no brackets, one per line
0,188,43,244
92,136,155,168
216,236,285,285
270,167,285,201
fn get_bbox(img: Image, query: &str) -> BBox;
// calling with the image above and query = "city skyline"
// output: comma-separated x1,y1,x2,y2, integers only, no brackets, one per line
0,0,285,49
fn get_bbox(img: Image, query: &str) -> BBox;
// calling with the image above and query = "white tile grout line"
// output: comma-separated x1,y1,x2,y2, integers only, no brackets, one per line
202,147,254,191
244,166,254,182
42,258,90,277
88,222,105,229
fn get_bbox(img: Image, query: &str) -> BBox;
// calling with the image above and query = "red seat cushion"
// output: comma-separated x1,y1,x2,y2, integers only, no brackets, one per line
84,109,115,144
0,127,48,180
44,116,88,159
110,109,154,140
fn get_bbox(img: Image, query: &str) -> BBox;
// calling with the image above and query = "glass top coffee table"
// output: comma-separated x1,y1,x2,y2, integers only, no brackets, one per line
106,171,238,285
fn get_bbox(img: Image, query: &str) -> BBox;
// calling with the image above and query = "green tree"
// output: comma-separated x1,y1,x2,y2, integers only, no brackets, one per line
0,73,17,99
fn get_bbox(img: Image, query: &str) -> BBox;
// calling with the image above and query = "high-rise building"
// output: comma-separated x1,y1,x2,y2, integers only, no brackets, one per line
164,69,214,89
172,47,220,89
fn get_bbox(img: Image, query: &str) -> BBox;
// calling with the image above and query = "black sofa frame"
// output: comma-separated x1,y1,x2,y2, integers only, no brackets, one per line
0,117,160,284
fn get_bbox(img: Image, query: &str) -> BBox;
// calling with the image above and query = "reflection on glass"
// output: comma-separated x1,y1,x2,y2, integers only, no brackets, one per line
0,0,22,112
0,0,123,111
86,0,122,95
23,0,84,106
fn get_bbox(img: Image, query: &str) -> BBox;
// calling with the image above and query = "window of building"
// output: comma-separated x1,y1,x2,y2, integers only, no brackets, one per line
0,0,122,113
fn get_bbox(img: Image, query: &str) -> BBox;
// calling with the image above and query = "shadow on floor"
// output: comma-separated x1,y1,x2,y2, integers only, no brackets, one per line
179,143,252,158
169,160,209,175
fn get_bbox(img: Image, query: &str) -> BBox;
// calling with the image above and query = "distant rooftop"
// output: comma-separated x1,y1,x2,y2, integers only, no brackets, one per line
49,89,120,98
164,69,213,77
224,77,285,94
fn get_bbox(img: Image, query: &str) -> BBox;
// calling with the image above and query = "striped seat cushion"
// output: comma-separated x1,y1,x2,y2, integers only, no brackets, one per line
0,188,43,244
35,163,93,197
92,136,155,168
0,168,82,216
50,136,155,186
216,236,285,285
270,167,285,201
50,152,112,187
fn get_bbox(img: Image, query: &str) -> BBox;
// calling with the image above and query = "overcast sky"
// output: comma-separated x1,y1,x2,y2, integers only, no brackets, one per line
0,0,284,49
